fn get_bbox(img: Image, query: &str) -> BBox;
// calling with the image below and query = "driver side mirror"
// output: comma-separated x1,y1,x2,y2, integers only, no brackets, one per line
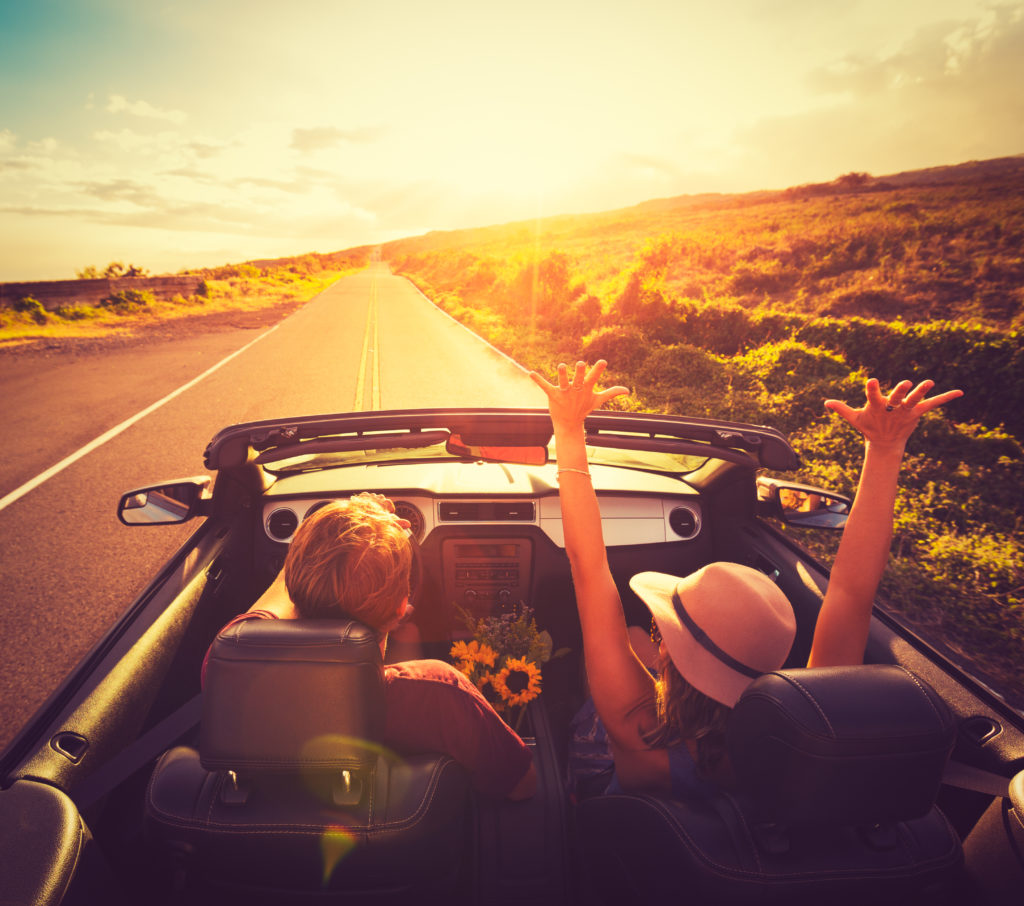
118,476,211,526
756,476,851,530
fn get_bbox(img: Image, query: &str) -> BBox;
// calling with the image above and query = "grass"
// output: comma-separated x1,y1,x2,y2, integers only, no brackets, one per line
0,253,367,348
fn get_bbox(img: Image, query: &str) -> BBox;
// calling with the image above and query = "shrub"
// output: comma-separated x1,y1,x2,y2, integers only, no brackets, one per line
582,324,652,376
54,304,97,321
637,343,764,421
733,340,863,433
13,296,48,324
101,289,155,313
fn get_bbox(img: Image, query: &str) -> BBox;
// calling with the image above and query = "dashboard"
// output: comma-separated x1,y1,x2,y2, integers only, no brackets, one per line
254,461,709,634
262,494,701,548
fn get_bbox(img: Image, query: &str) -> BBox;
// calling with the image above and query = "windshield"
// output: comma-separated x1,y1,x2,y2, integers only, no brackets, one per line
264,438,709,475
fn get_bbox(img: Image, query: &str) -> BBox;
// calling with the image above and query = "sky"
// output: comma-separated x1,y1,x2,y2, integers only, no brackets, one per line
1,0,1022,281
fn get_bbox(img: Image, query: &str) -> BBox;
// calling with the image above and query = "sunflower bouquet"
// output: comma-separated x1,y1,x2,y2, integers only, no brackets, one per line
450,604,565,729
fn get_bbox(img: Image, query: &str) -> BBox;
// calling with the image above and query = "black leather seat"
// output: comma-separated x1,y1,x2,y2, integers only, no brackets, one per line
575,664,963,905
145,618,470,903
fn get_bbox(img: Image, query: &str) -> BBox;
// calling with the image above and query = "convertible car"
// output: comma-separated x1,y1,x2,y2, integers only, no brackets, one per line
2,407,1022,905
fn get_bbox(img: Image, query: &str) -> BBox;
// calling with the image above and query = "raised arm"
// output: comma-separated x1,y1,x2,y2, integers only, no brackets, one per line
530,362,667,782
806,378,962,668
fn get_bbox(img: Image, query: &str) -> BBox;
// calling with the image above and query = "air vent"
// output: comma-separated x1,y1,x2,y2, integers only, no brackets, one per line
439,502,481,521
668,506,700,540
267,508,299,540
492,502,535,521
439,501,535,522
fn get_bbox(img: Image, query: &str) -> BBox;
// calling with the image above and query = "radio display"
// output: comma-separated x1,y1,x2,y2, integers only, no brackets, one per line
455,543,519,559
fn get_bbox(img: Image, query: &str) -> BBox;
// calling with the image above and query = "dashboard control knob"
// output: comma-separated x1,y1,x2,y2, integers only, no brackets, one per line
464,589,478,602
498,588,512,604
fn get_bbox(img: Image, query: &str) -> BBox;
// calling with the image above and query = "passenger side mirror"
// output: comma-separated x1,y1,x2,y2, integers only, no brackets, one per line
118,476,211,525
756,476,851,530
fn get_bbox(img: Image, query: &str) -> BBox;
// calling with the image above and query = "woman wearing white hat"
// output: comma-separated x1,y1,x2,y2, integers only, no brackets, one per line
530,360,962,796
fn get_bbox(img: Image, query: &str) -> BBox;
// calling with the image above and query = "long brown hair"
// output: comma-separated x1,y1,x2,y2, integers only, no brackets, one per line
645,650,733,783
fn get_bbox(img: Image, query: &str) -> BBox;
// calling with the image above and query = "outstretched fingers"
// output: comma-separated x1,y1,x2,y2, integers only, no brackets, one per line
530,360,627,399
864,378,886,409
902,380,935,408
823,398,859,427
827,376,963,446
884,379,914,408
917,387,964,413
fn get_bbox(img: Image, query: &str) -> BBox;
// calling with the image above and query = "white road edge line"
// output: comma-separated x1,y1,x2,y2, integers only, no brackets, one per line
0,323,282,515
400,275,532,376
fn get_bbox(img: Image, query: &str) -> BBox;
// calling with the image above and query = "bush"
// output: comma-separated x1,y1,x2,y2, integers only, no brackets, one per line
582,324,652,376
730,340,863,434
637,343,764,421
54,304,97,321
100,289,155,313
13,296,48,324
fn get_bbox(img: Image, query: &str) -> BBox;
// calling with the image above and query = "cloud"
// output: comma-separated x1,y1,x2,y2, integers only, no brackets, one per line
730,6,1024,185
78,178,164,208
187,140,225,159
0,131,61,173
290,125,385,153
106,94,187,125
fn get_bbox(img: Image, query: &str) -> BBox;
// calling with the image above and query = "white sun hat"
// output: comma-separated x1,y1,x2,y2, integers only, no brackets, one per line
629,562,797,707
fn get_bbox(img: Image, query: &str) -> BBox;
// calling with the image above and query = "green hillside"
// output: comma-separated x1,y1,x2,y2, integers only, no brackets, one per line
380,156,1024,708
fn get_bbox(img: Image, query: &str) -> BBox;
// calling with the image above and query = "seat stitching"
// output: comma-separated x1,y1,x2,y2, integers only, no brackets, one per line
779,674,835,737
630,796,959,879
893,666,945,724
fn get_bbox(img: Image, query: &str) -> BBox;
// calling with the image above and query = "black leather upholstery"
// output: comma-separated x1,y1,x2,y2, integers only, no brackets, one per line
728,665,956,826
145,618,470,901
200,618,386,773
576,664,963,905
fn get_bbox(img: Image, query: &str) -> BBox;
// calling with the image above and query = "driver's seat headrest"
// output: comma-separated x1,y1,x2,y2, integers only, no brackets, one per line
200,618,385,774
727,664,956,826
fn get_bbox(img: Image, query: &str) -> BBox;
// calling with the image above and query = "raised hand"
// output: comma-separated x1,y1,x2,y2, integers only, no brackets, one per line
529,360,630,429
825,378,963,449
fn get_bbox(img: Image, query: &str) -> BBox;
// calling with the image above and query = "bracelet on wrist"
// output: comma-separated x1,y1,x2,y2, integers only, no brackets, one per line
556,468,592,480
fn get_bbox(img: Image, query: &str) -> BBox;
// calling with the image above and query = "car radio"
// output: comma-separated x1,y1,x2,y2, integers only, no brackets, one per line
442,537,532,616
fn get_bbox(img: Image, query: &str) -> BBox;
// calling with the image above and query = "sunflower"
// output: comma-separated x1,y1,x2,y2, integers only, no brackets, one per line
449,639,477,664
475,672,506,712
474,643,497,668
492,657,542,707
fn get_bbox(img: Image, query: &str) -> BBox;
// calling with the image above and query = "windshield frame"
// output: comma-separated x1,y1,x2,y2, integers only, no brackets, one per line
203,407,799,475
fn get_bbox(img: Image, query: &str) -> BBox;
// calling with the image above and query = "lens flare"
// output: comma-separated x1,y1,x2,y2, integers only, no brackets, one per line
321,826,357,885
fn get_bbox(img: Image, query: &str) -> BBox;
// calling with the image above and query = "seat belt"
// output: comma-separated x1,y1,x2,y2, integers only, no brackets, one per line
75,693,203,811
943,760,1011,798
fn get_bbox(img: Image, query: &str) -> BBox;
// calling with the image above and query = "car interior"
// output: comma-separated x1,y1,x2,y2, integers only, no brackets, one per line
2,409,1022,905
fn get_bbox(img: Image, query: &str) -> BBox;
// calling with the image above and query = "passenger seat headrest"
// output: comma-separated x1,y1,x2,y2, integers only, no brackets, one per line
727,665,955,826
201,618,385,774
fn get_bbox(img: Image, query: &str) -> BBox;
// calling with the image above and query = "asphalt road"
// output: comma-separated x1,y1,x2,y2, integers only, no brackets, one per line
0,264,547,749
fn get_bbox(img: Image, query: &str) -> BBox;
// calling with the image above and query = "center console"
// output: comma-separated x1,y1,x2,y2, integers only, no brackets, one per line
441,537,533,618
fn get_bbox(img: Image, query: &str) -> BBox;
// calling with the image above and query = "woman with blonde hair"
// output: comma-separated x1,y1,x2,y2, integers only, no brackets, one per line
530,360,961,796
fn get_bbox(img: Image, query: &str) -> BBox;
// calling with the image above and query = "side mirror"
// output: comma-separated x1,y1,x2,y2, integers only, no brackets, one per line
118,476,211,526
445,433,548,466
756,476,851,530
